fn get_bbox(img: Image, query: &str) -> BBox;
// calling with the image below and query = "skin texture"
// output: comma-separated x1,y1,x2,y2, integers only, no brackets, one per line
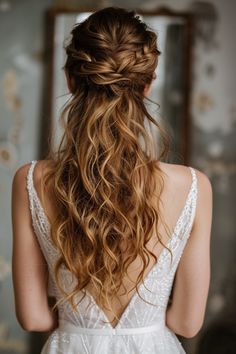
11,160,212,335
11,163,58,332
164,164,212,338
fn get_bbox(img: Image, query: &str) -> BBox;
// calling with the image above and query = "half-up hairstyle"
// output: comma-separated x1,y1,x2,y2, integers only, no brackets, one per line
42,6,170,324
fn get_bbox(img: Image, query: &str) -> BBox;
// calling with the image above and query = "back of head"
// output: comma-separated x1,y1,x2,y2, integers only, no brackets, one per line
64,7,159,97
43,7,169,323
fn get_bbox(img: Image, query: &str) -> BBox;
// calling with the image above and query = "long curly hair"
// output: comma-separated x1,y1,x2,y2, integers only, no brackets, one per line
42,7,171,323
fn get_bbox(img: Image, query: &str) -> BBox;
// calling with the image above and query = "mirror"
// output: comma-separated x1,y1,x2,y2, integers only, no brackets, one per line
41,7,193,164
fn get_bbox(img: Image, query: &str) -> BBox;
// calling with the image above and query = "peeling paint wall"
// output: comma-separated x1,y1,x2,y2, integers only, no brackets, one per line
0,0,235,353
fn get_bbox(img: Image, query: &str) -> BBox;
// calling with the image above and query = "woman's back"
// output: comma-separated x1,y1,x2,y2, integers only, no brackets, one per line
32,159,197,327
21,158,207,354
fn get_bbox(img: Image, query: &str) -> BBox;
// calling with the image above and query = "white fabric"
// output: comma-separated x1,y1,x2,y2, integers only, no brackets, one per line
59,319,164,335
26,160,198,354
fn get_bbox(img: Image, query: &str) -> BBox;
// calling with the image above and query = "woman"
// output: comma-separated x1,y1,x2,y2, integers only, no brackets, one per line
11,7,212,354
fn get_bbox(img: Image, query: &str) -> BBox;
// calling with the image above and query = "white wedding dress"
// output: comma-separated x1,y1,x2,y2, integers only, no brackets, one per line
26,160,197,354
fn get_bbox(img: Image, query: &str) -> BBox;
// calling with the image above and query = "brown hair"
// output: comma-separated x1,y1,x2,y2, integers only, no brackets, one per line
42,6,170,324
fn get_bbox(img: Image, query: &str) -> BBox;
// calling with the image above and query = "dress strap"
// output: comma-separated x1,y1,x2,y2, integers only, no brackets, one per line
189,167,197,192
26,160,50,233
26,160,38,218
188,167,198,228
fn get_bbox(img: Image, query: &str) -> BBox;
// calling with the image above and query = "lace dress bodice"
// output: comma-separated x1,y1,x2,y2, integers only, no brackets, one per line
26,160,198,354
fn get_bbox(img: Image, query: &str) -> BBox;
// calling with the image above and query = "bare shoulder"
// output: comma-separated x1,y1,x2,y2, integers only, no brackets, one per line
158,161,192,184
158,161,212,196
12,160,52,191
12,162,32,190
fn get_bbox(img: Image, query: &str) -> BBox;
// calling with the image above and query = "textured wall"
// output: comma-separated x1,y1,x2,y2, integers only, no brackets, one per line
0,0,53,353
0,0,235,353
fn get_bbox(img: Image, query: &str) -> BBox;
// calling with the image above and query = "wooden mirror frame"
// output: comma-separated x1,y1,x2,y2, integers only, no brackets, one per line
40,6,193,164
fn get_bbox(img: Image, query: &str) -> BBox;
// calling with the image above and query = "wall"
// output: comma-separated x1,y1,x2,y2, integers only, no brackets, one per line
0,0,53,353
0,0,235,353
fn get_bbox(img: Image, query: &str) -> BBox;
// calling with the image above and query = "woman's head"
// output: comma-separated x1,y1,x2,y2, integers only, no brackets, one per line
44,7,170,324
64,7,160,97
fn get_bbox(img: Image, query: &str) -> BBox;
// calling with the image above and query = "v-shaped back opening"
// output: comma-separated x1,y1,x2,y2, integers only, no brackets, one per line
85,167,197,329
28,160,197,329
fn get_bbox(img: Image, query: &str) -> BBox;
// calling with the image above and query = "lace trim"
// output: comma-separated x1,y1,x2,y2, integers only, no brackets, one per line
26,160,59,258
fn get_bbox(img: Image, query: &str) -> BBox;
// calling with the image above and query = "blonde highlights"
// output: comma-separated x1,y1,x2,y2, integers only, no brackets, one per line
42,7,170,324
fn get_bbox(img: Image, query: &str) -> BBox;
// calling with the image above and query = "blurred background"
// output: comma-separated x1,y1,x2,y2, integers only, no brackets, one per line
0,0,236,353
